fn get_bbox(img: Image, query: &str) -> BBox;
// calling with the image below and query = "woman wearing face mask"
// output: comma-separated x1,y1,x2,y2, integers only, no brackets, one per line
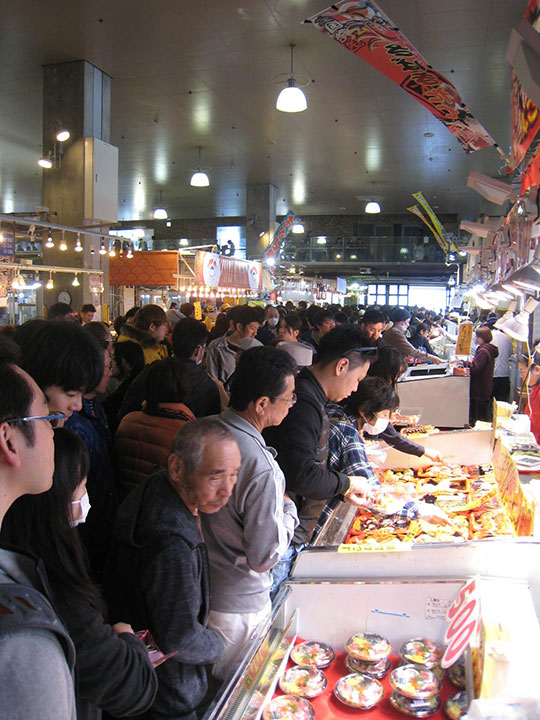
324,378,449,526
1,428,157,720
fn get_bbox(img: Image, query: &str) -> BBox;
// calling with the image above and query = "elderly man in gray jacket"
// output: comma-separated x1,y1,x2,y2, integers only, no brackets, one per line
201,346,299,679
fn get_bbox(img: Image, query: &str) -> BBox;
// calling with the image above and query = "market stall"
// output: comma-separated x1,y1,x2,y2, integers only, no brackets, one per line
203,425,540,720
397,368,470,428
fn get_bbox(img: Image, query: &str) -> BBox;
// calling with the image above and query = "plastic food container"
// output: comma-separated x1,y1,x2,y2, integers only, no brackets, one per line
279,666,327,698
389,664,441,700
334,672,384,709
390,690,441,717
243,690,263,720
345,654,391,679
444,691,468,720
263,695,314,720
447,657,466,689
291,641,335,669
345,632,391,662
400,638,444,668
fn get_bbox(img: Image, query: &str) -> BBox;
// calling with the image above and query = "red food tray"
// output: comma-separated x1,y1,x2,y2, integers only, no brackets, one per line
271,640,459,719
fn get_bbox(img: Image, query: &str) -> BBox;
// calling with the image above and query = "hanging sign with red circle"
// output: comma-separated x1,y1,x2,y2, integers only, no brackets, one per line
441,576,480,669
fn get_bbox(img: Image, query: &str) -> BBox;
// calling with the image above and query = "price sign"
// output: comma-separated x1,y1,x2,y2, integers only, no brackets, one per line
441,577,480,669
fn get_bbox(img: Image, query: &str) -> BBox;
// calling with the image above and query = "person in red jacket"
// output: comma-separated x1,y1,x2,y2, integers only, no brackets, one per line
464,325,499,425
519,352,540,444
114,357,195,500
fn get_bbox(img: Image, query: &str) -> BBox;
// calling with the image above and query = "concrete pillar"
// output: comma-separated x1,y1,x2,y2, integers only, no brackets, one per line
246,183,277,260
41,60,112,315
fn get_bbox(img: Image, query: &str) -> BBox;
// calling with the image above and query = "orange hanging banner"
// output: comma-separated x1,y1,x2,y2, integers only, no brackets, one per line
109,251,178,287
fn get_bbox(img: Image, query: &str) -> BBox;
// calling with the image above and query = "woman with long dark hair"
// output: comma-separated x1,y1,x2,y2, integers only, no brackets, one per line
1,428,157,720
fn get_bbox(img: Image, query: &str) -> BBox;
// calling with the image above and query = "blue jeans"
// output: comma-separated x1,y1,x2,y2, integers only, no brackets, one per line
270,544,305,601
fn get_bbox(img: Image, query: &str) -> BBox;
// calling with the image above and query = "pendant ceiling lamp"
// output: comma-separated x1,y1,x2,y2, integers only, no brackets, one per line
365,182,381,214
153,190,168,219
190,147,210,187
500,297,538,342
276,45,307,113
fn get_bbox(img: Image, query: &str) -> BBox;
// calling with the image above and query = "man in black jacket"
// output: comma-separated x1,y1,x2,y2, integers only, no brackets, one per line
266,326,377,594
107,418,241,720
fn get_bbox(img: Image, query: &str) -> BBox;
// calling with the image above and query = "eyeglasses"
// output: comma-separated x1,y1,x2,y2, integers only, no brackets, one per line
4,412,66,427
271,392,297,406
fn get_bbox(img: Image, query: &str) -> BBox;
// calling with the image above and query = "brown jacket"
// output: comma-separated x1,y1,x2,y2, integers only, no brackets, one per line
114,403,195,500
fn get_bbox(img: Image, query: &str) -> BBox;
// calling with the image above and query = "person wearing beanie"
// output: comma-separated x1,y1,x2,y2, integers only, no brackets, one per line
383,308,442,364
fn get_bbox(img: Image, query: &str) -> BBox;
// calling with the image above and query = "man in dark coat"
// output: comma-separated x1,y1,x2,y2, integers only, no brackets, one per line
106,418,241,720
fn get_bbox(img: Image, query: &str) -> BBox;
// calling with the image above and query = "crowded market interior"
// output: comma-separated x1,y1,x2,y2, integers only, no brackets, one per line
4,1,540,719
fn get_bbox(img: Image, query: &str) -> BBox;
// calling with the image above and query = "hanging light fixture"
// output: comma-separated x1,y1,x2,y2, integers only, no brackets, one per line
74,232,83,252
109,243,116,257
153,190,168,219
500,297,538,342
190,147,210,187
99,238,107,255
45,232,54,248
59,231,67,251
72,274,80,287
447,276,456,287
365,182,381,214
276,44,307,113
292,223,305,234
46,272,54,290
126,244,134,258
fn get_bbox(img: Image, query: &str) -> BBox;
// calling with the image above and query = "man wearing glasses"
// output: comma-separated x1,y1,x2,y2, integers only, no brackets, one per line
266,326,378,594
0,340,76,719
201,346,299,679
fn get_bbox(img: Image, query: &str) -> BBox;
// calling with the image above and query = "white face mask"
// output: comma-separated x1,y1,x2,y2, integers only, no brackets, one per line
363,416,390,435
267,316,279,327
71,491,91,527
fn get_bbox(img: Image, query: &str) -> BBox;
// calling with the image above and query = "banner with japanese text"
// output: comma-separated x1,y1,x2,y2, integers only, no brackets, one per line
195,251,262,290
262,210,296,264
307,0,495,153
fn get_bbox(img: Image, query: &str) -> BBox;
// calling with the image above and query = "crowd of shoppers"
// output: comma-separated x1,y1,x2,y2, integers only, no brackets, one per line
0,297,509,719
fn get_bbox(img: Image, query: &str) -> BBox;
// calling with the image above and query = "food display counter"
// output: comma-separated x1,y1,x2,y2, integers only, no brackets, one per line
205,551,540,720
398,369,469,428
203,426,540,720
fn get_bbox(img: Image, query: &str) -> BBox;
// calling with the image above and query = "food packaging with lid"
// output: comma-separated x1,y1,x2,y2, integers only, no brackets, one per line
345,654,391,679
447,656,466,689
444,691,468,720
389,664,441,700
345,632,391,662
400,638,444,668
263,695,314,720
333,672,384,709
279,666,327,698
290,641,335,669
389,690,441,718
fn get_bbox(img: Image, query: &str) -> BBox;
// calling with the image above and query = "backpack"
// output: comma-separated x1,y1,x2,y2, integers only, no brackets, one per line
0,582,75,671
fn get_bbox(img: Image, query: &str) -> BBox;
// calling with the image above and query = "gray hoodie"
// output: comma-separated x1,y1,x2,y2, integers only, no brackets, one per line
201,409,298,613
0,546,76,720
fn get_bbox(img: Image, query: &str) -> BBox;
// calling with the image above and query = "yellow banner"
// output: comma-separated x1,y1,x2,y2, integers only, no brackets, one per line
455,321,473,356
407,204,447,252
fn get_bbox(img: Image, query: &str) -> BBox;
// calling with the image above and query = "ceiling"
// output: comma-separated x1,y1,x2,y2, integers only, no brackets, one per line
0,0,527,225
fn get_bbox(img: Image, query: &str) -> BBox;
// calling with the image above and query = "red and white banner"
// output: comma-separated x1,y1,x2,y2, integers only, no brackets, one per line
307,1,495,153
508,68,540,172
195,251,262,290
